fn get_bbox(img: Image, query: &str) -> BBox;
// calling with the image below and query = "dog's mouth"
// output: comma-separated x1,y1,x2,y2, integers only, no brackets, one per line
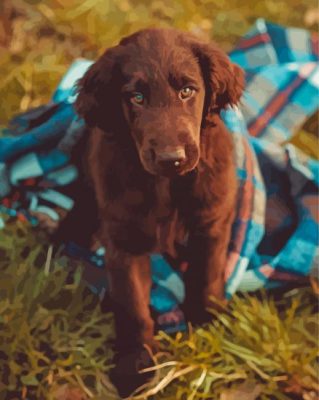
141,147,199,177
157,163,187,177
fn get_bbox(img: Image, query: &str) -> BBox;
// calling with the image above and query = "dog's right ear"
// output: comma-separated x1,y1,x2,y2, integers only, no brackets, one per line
75,46,123,130
183,33,245,118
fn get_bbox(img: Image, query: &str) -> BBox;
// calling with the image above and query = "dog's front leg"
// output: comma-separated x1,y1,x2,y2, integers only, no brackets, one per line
106,252,155,351
106,251,157,397
183,214,233,325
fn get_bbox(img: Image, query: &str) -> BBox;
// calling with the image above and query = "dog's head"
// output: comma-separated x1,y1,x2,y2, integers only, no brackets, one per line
75,28,244,177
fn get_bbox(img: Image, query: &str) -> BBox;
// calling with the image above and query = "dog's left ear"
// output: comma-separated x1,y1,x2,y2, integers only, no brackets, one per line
75,46,124,131
189,37,245,115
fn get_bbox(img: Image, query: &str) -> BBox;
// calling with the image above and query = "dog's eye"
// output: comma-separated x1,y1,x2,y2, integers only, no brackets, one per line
179,86,194,100
130,92,144,105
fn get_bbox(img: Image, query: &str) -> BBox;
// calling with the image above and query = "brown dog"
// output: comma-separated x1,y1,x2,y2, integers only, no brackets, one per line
73,28,244,396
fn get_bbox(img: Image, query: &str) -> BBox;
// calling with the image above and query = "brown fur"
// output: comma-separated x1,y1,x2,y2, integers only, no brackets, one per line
72,28,244,396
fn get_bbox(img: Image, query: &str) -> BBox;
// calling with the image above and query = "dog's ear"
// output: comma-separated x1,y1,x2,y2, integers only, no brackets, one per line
188,37,245,115
75,46,123,130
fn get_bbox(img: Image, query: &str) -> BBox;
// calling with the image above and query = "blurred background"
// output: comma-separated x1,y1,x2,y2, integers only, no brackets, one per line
0,0,318,130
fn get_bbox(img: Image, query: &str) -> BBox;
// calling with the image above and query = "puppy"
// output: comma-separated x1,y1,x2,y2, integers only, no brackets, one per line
74,28,244,396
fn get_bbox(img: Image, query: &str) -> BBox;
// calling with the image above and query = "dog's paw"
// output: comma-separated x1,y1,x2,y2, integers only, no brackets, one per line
110,345,156,398
182,296,227,326
182,303,213,326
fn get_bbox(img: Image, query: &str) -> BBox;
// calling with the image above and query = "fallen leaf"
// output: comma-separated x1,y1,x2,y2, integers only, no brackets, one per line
53,384,88,400
220,382,262,400
304,8,319,26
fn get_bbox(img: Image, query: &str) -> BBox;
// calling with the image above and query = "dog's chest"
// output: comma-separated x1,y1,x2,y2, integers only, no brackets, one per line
153,178,185,257
154,177,172,220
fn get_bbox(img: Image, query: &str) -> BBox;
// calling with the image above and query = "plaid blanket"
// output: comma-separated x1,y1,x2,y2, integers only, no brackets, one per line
0,19,318,332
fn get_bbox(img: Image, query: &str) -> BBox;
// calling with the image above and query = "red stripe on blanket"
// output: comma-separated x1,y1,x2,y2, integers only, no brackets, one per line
311,33,319,58
225,138,254,280
248,63,317,137
259,265,300,281
157,307,184,326
302,195,319,223
225,251,241,281
236,33,271,50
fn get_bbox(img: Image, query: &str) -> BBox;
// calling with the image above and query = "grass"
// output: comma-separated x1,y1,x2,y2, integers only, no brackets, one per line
140,289,318,400
0,0,318,399
0,221,116,400
0,220,318,400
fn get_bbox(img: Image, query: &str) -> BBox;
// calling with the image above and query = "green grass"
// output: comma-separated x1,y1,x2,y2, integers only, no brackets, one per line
0,221,117,400
143,290,318,400
0,220,318,399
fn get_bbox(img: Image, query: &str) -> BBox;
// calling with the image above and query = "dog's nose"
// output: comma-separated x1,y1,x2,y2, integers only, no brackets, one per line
156,148,186,169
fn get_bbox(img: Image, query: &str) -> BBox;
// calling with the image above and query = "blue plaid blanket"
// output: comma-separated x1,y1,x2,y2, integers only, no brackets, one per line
0,19,318,332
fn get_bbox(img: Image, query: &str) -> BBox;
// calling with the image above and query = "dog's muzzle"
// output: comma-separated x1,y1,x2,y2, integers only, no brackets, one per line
155,147,186,172
141,144,199,177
